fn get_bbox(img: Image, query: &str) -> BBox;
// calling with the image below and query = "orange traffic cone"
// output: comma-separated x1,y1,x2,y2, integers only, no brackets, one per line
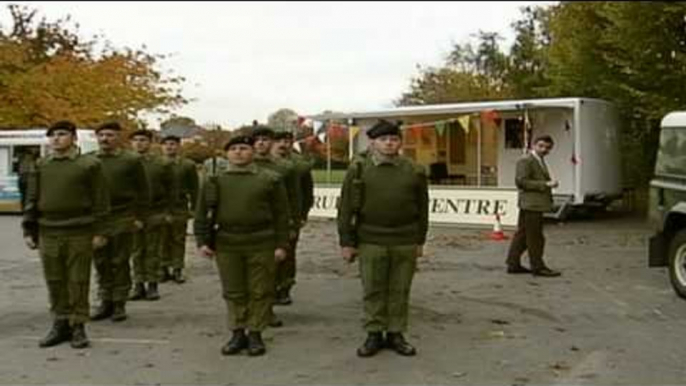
490,214,508,241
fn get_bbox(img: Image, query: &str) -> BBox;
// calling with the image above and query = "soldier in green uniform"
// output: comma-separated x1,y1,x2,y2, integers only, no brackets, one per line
337,120,429,357
271,131,314,305
194,135,289,356
129,130,175,301
89,122,151,322
251,126,298,327
160,135,199,284
506,135,561,277
22,120,110,349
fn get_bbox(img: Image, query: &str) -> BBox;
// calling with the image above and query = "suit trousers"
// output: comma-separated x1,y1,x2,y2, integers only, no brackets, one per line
506,210,546,270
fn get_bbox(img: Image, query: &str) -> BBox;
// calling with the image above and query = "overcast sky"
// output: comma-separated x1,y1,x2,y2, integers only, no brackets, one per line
3,1,555,128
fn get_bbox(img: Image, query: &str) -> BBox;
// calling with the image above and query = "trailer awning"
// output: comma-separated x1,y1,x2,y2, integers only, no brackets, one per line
307,97,593,121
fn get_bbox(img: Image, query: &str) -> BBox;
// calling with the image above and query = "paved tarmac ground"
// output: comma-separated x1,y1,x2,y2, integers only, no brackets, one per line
1,212,685,385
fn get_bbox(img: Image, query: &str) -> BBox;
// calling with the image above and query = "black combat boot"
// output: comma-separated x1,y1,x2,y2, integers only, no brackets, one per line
247,331,266,356
385,332,417,356
70,323,90,349
146,282,160,301
129,282,147,301
172,268,186,284
90,301,114,321
160,267,172,283
221,329,248,356
111,301,127,322
356,332,384,357
38,319,72,348
275,288,293,306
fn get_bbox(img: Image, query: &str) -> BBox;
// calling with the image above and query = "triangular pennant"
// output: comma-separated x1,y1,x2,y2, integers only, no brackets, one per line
435,121,446,136
349,126,361,139
458,115,470,134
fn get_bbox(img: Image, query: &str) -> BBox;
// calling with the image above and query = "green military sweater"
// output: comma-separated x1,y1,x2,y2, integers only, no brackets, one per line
194,163,290,250
22,146,110,235
286,152,314,222
168,156,199,218
140,152,174,220
254,155,299,229
337,153,429,247
88,148,150,234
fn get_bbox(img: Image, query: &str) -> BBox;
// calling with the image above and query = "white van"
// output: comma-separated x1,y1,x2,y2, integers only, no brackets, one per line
0,129,98,212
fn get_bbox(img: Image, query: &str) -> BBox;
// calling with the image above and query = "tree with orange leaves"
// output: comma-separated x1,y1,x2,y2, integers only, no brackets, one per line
0,4,186,129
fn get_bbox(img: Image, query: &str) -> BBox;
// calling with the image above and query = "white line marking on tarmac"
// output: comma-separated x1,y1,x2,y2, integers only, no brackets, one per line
15,336,170,345
553,350,608,385
584,281,630,310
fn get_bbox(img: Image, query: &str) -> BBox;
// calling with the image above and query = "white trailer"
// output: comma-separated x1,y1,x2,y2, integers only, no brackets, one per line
310,97,623,224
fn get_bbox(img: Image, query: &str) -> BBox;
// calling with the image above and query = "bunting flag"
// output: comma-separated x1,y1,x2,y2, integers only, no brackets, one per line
293,141,302,152
349,126,361,139
481,109,501,127
457,115,471,134
435,121,446,136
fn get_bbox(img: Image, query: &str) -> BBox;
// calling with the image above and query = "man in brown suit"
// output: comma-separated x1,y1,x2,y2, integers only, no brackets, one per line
506,135,561,277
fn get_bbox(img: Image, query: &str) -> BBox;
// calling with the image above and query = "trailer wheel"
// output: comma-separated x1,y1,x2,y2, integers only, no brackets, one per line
668,229,686,299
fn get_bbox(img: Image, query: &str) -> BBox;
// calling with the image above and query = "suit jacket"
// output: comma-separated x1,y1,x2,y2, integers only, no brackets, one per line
515,153,553,212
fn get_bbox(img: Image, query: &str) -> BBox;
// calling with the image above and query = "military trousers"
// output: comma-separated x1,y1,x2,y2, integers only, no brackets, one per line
276,232,298,292
93,231,134,303
215,246,275,332
358,243,418,333
39,227,93,325
506,210,546,270
162,219,188,270
132,224,163,283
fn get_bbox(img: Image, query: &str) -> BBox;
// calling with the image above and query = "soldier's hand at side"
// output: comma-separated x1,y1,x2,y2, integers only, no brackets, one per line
199,245,215,259
92,235,107,249
164,215,173,224
275,248,287,262
24,236,37,250
341,247,357,263
546,180,559,188
134,220,144,230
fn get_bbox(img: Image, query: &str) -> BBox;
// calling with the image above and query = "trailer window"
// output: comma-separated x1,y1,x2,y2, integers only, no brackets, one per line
655,128,686,176
505,118,524,149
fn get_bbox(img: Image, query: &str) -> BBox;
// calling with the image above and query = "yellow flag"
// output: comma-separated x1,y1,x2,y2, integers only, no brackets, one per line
350,126,361,139
458,115,470,134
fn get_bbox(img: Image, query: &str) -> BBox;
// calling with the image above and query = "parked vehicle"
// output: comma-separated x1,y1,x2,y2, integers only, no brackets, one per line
648,111,686,298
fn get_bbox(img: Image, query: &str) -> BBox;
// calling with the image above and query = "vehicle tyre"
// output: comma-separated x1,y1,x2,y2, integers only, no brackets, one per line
668,229,686,299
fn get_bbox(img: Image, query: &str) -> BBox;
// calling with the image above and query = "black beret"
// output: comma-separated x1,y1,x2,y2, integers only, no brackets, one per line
367,120,401,139
46,120,77,136
160,135,181,143
224,135,255,150
129,129,153,139
273,131,294,140
96,121,123,132
251,125,275,139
